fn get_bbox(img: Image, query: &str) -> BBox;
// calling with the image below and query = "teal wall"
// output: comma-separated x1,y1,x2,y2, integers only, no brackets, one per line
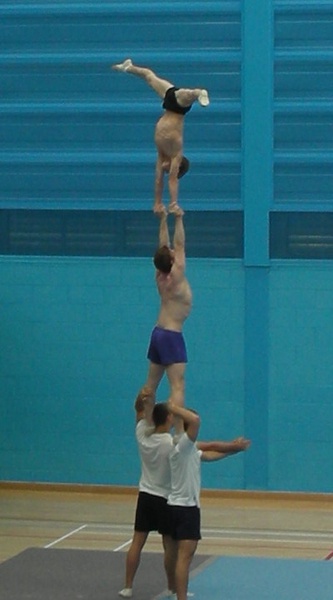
0,257,246,489
1,1,333,494
0,1,240,211
2,257,333,492
269,263,333,492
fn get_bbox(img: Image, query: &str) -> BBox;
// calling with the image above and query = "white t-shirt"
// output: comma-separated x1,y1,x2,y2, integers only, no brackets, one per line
168,432,202,508
136,418,174,499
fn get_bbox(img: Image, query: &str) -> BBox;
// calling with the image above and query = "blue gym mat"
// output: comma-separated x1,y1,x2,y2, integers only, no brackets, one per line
187,555,333,600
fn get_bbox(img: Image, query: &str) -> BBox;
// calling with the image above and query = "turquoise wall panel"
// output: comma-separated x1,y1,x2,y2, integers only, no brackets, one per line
0,1,241,210
274,1,333,209
2,258,333,492
269,263,333,492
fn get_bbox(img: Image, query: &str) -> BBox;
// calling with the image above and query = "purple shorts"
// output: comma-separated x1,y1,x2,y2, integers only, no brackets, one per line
147,326,187,365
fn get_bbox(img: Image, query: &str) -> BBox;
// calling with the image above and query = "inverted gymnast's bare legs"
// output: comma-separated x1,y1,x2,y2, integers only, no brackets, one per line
112,59,173,98
112,59,209,106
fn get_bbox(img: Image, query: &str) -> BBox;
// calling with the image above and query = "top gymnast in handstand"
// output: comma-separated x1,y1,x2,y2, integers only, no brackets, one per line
111,59,209,212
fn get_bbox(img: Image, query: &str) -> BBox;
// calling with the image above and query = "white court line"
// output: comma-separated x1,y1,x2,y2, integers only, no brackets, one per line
200,528,333,540
44,524,87,548
43,522,332,553
84,524,332,541
202,535,331,546
85,524,133,531
113,538,133,552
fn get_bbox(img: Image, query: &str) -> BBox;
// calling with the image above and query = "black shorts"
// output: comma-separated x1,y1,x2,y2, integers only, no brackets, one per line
134,492,172,535
162,87,192,115
169,505,201,541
